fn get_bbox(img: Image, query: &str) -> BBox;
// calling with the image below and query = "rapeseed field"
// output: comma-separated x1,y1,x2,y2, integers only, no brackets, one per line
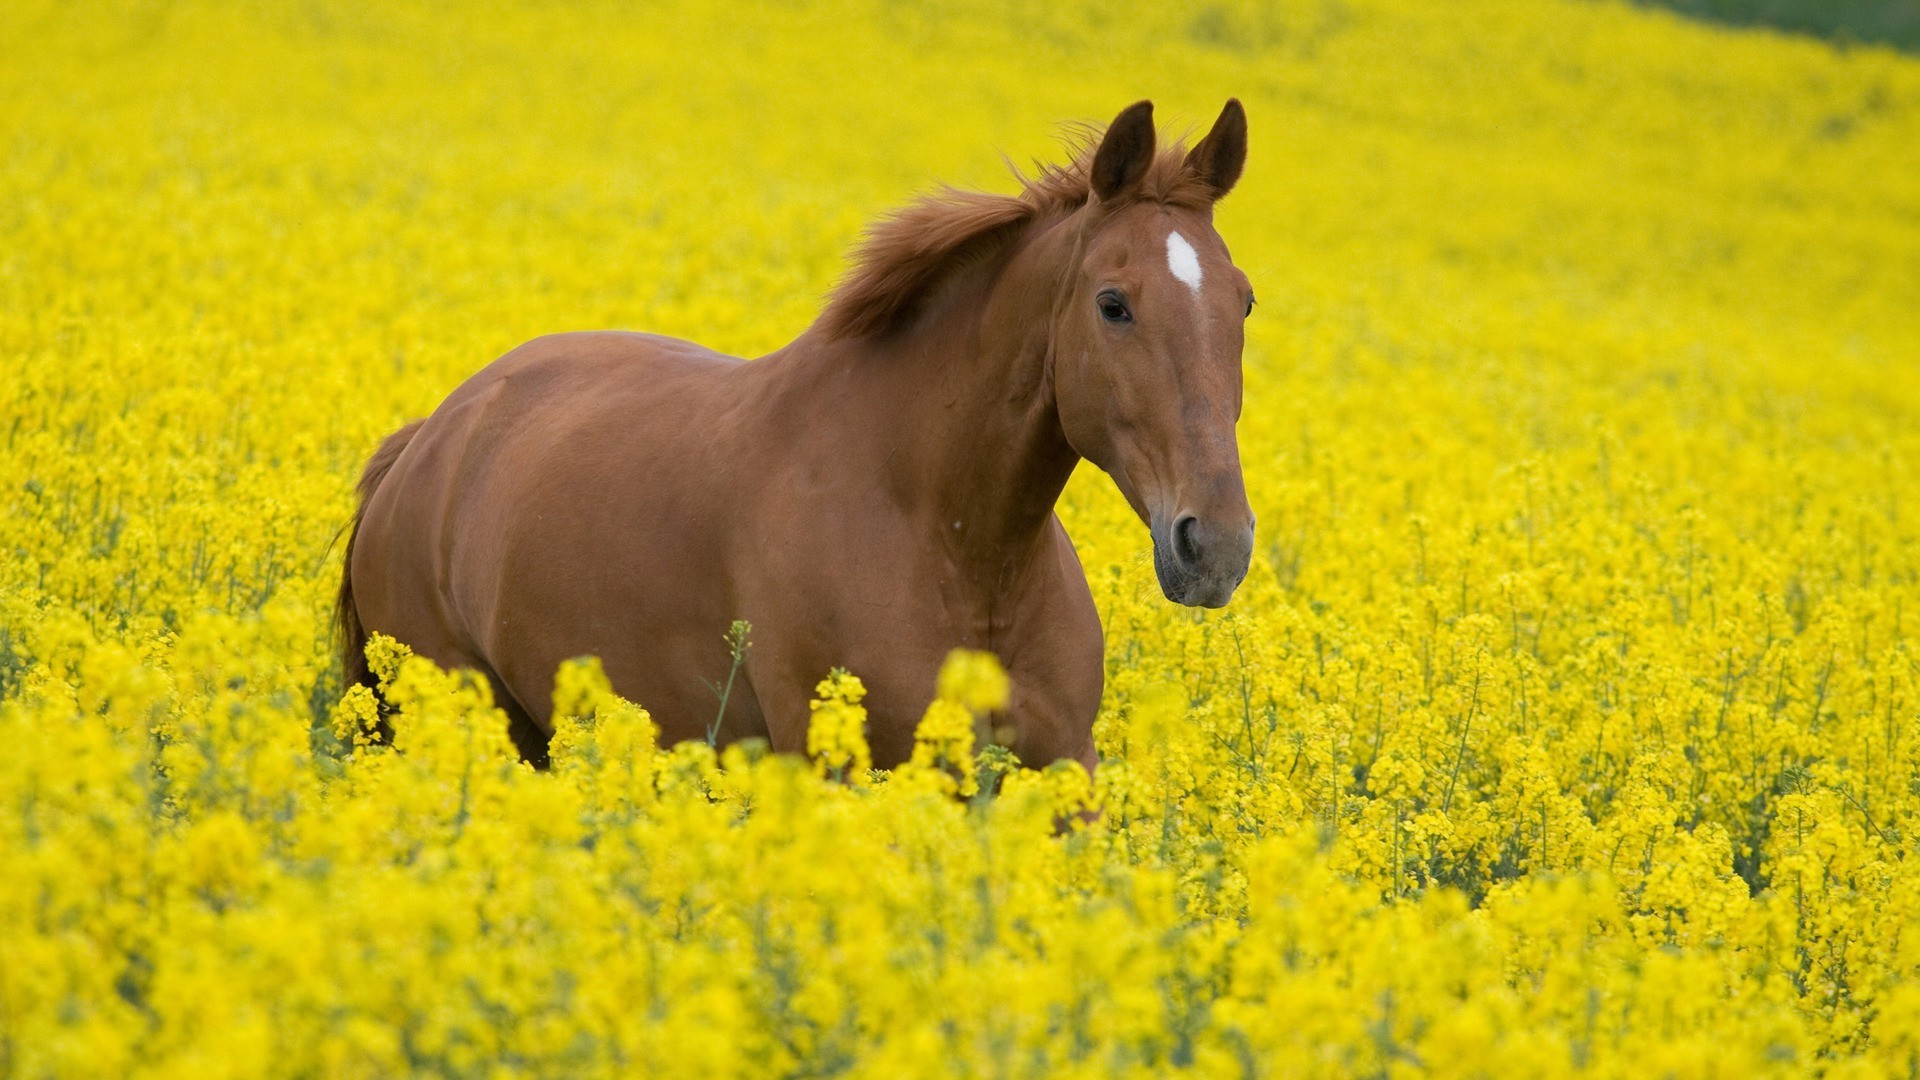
5,0,1920,1074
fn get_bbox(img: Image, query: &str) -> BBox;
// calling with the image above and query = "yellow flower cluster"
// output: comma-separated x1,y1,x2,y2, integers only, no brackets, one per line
899,649,1014,798
807,668,872,783
4,0,1920,1074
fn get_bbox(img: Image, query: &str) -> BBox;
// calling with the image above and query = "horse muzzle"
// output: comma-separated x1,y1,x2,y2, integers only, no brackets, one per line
1151,512,1254,608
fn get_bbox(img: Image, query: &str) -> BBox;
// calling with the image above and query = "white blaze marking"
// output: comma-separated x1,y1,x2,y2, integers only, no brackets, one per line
1166,231,1203,295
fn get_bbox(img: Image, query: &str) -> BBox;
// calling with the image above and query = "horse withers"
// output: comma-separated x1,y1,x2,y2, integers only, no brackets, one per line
338,99,1256,770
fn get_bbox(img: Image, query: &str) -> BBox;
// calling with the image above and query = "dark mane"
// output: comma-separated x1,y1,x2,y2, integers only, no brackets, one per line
819,132,1212,340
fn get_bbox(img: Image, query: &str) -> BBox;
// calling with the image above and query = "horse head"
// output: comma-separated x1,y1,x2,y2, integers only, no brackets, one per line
1049,100,1255,608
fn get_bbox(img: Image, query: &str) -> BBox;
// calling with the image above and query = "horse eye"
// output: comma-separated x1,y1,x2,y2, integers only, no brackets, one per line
1097,291,1132,324
1245,292,1256,319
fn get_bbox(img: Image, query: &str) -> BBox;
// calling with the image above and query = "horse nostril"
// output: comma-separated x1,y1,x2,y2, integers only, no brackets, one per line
1172,514,1202,570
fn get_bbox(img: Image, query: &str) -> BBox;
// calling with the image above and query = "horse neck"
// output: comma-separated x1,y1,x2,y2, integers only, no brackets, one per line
807,215,1083,581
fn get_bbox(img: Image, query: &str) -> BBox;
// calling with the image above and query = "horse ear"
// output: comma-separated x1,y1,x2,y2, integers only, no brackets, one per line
1090,100,1156,202
1184,98,1247,200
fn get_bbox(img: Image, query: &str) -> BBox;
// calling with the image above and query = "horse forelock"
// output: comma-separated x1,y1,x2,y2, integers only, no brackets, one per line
819,136,1211,341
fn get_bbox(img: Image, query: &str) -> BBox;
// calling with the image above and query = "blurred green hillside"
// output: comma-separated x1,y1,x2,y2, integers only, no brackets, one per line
1648,0,1920,49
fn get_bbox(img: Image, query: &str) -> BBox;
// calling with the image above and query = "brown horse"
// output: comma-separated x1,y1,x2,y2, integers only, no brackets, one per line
337,99,1256,770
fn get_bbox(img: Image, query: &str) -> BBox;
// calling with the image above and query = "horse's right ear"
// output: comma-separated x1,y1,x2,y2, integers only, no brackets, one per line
1090,100,1156,202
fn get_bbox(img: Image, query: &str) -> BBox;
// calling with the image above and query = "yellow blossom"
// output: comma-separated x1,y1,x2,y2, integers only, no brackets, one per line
807,667,872,783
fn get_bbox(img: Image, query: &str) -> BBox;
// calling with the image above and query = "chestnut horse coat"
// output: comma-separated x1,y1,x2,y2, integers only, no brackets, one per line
339,99,1256,770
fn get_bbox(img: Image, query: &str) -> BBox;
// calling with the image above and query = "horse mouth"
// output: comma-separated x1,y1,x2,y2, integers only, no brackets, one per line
1151,538,1239,608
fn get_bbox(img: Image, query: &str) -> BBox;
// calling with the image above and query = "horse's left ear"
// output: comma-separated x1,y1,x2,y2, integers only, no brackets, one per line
1185,98,1247,200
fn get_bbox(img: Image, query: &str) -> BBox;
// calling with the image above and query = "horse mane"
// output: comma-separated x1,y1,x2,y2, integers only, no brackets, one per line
819,130,1214,340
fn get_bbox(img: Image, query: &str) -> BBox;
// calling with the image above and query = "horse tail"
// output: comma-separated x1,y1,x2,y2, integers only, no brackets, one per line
336,420,423,694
